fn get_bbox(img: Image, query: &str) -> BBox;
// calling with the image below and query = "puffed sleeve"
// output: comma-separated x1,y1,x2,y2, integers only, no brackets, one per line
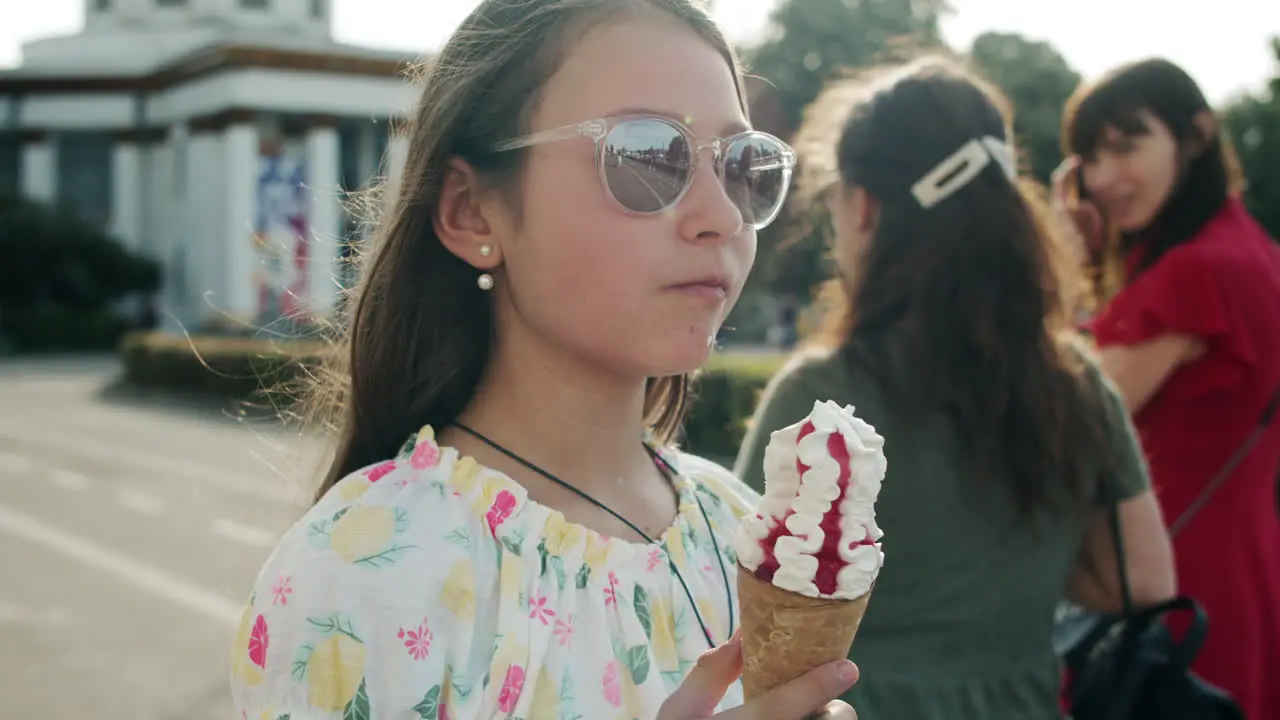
1092,244,1257,393
1085,360,1153,504
229,430,512,720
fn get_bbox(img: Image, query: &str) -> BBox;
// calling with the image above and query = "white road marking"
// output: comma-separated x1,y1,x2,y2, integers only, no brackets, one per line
46,468,91,492
0,451,34,474
210,518,278,549
0,421,302,504
114,488,164,516
0,503,240,626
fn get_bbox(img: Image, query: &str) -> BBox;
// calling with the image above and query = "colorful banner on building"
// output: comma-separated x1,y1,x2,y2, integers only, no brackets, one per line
252,151,310,325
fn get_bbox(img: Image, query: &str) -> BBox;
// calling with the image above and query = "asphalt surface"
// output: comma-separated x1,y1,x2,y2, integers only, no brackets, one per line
0,356,325,720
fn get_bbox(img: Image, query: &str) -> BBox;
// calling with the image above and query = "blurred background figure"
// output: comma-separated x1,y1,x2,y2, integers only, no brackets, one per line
734,56,1174,720
1056,57,1280,719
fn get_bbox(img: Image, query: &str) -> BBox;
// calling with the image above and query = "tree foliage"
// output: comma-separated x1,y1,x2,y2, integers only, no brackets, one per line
968,31,1080,183
0,193,160,351
1222,37,1280,238
732,6,1280,329
747,0,953,132
734,0,952,313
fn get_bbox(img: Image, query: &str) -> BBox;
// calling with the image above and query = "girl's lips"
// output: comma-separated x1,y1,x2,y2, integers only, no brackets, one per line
669,282,728,301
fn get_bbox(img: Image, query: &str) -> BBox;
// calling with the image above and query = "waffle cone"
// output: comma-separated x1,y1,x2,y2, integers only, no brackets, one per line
736,565,871,700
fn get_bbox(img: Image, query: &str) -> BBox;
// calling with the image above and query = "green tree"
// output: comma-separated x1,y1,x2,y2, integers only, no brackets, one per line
0,193,161,352
734,0,953,310
968,32,1081,183
747,0,953,131
1222,37,1280,238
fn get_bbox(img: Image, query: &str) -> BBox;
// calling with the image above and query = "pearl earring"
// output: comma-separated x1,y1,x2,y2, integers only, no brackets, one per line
477,273,494,291
479,244,492,258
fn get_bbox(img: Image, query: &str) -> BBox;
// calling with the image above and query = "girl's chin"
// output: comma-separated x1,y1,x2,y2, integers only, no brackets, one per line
1105,204,1158,233
649,337,718,377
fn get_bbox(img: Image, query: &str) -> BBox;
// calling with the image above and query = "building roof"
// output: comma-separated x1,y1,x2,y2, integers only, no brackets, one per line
3,0,422,94
0,35,420,94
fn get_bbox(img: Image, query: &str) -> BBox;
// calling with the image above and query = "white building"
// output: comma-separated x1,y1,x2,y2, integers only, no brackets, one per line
0,0,421,331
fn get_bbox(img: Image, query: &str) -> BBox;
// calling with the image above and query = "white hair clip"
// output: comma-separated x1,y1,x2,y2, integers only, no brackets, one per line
911,135,1017,209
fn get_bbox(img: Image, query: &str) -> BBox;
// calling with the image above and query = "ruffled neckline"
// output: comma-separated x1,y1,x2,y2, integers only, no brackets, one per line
392,425,712,573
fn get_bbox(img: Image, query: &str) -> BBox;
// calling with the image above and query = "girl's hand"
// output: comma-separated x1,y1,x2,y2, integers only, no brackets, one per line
1050,156,1104,260
658,632,859,720
1049,155,1081,217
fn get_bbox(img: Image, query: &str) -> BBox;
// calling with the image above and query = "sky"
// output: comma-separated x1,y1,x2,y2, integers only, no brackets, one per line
1,1,1277,104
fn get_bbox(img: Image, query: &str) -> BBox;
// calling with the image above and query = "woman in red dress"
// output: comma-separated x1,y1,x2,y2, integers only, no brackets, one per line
1056,58,1280,718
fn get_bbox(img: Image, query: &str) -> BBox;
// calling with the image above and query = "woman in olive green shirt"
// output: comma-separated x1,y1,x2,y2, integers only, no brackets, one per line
734,57,1176,720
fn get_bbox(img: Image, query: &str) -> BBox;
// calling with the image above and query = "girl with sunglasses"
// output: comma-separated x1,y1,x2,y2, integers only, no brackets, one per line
735,57,1175,719
229,1,857,719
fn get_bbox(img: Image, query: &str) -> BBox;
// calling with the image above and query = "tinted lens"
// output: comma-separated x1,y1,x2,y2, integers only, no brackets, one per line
723,134,791,228
601,119,692,213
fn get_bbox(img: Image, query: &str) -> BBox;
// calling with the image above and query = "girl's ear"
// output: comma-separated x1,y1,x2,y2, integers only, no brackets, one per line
1186,110,1218,159
434,157,505,270
850,186,879,235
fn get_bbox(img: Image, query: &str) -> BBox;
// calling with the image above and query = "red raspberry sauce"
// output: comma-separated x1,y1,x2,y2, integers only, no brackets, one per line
752,420,877,595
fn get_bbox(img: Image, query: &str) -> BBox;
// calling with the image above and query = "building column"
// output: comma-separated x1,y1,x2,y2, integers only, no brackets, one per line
386,117,410,193
223,121,260,324
110,133,144,251
19,132,56,204
157,123,190,333
188,125,226,328
304,116,342,322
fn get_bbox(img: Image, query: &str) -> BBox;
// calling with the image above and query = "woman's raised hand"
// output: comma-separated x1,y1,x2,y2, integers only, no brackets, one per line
657,633,859,720
1050,155,1104,260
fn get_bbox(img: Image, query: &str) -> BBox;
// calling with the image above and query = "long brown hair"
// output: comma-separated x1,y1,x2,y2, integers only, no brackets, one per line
1062,57,1245,306
797,56,1111,523
306,0,747,502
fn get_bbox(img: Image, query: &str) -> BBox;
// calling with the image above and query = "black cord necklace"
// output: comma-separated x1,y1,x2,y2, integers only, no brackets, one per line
451,422,734,649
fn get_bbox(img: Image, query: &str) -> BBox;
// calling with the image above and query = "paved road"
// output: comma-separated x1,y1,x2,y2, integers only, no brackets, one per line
0,356,325,720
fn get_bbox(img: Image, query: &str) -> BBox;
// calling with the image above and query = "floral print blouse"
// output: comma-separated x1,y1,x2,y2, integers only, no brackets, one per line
230,425,760,720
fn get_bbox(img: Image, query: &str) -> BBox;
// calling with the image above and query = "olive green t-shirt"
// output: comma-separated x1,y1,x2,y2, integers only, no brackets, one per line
732,342,1150,720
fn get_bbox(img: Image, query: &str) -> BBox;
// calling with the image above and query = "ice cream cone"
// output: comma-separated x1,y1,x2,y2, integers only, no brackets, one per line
736,566,871,700
733,400,885,699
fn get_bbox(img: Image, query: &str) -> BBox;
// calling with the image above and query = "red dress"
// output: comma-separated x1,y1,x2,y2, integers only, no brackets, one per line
1092,198,1280,719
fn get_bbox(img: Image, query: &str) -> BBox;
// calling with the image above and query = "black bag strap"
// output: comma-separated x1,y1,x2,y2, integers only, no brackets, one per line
1106,500,1211,667
1168,385,1280,536
1105,483,1135,617
1105,385,1279,631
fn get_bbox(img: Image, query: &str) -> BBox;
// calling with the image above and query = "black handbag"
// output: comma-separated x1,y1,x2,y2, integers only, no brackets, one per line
1054,388,1279,719
1053,521,1242,720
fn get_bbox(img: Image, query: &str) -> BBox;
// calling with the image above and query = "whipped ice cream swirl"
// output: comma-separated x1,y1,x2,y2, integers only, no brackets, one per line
734,400,886,599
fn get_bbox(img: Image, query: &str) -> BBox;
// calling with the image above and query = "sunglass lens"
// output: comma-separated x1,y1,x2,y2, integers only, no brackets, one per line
601,119,692,213
723,134,791,228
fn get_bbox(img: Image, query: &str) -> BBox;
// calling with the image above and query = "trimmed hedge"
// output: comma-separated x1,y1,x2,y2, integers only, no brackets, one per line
1,193,161,353
119,332,785,460
119,332,325,400
683,353,783,462
5,306,127,352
